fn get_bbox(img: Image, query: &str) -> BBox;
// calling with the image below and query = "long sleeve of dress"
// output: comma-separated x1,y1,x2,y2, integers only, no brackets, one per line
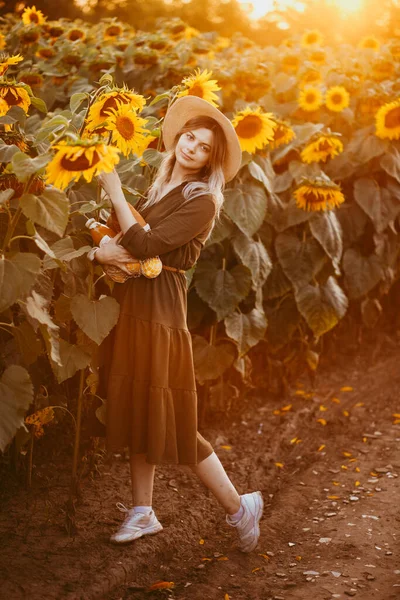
119,194,216,260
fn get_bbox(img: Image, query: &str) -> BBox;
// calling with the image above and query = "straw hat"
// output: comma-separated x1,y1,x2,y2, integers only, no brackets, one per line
162,96,242,183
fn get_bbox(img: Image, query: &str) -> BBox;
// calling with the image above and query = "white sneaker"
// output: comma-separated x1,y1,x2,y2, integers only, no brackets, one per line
110,502,163,544
226,491,264,552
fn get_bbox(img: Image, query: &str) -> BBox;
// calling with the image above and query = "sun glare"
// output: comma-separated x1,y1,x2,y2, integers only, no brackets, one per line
237,0,274,19
237,0,364,18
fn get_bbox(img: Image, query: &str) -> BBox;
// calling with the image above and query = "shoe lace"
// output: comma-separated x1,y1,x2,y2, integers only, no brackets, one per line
116,502,130,514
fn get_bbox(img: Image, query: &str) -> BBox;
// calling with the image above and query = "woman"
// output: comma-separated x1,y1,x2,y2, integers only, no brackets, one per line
94,95,264,552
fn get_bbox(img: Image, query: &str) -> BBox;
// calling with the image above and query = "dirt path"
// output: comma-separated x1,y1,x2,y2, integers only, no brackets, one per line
1,341,399,600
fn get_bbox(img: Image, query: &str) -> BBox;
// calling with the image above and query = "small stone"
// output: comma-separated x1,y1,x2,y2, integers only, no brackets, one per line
273,596,285,600
362,514,379,520
325,512,337,517
366,574,375,581
288,542,296,547
375,467,389,474
289,563,297,567
276,572,286,578
386,551,393,555
345,591,357,597
267,551,275,557
303,570,320,576
349,496,359,501
331,571,341,577
196,564,205,569
319,537,332,544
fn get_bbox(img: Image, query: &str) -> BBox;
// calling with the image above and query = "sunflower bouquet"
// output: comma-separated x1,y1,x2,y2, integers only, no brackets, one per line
44,81,163,282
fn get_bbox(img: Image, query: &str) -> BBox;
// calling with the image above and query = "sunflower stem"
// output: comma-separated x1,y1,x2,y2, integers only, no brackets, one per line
2,206,22,252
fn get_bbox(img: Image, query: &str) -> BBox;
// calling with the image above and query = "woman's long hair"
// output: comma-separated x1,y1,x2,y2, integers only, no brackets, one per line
140,115,228,239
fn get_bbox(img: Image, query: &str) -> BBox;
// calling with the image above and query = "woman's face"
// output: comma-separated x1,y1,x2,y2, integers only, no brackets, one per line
175,127,213,174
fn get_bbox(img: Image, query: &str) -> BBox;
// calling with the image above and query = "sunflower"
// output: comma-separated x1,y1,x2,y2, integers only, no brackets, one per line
22,6,46,26
375,98,400,140
299,69,322,88
46,138,120,190
0,53,24,76
301,134,343,163
104,102,149,157
308,50,326,65
19,71,44,88
0,83,31,116
281,54,300,73
177,68,221,108
86,88,146,130
20,29,41,45
325,86,350,112
298,86,323,112
36,46,56,59
301,30,324,47
294,178,345,212
47,24,64,38
104,24,123,40
67,28,86,42
2,131,30,152
268,119,296,150
0,34,5,51
231,106,276,154
371,59,395,82
215,36,231,51
358,36,380,51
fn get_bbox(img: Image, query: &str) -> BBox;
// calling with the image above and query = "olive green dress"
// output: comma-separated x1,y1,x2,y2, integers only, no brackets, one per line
98,182,216,465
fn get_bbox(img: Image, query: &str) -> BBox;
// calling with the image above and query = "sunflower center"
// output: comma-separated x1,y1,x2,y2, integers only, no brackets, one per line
331,93,343,105
115,115,135,139
385,106,400,129
235,115,263,139
69,30,84,41
305,92,317,104
100,95,127,116
106,26,121,37
318,139,333,151
3,88,22,106
274,126,285,141
60,151,100,172
188,84,204,98
304,190,321,205
29,12,39,23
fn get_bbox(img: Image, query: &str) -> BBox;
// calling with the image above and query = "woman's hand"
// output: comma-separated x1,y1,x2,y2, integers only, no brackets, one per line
95,232,139,274
97,170,123,202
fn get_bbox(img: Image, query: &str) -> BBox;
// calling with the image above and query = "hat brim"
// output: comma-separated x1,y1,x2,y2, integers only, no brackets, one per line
162,96,242,183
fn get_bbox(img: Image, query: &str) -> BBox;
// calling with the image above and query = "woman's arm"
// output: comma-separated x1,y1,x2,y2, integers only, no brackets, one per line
97,170,139,233
94,232,140,275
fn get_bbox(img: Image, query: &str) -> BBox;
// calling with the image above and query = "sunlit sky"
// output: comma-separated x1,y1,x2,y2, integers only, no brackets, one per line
75,0,365,19
237,0,363,18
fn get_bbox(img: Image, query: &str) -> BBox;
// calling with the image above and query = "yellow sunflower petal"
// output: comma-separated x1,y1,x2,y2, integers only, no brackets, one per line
177,68,221,107
231,106,276,154
298,86,323,112
325,86,350,113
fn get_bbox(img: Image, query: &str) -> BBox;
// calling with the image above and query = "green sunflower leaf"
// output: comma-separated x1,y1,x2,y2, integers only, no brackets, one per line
0,252,42,313
295,277,348,337
70,294,120,345
20,188,69,237
194,260,252,321
0,365,33,453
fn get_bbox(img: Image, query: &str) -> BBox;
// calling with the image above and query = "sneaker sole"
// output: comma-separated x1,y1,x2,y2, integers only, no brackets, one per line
110,523,163,544
239,492,264,553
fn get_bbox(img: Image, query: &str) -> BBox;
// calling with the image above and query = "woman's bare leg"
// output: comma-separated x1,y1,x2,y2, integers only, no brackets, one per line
189,451,241,515
129,452,155,506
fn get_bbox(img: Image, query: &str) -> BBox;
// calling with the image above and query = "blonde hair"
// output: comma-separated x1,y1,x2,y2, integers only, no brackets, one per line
140,115,228,240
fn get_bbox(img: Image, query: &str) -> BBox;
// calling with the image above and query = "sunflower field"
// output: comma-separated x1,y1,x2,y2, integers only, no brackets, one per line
1,4,400,465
